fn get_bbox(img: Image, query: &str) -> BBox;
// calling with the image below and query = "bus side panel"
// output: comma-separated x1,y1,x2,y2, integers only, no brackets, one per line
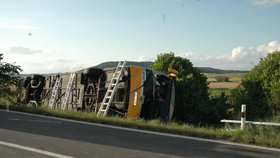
127,66,143,117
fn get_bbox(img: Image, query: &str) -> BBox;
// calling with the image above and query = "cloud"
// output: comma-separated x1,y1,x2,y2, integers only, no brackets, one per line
46,59,85,73
6,57,86,74
7,46,42,55
251,0,280,6
12,24,37,30
0,19,37,30
181,40,280,70
136,55,155,62
4,41,280,73
136,40,280,70
1,45,86,73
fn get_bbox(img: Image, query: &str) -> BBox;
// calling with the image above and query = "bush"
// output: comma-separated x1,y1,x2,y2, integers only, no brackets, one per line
214,76,230,82
151,52,209,124
206,93,233,125
230,51,280,120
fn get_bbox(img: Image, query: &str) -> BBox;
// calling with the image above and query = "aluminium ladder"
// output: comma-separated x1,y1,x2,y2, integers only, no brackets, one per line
61,73,75,110
97,61,126,116
48,77,61,108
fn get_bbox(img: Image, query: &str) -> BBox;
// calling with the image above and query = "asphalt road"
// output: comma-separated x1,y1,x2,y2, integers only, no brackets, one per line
0,110,279,158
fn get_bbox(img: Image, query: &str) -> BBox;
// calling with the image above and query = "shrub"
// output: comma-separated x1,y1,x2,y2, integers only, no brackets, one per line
214,76,230,82
151,52,209,124
230,51,280,120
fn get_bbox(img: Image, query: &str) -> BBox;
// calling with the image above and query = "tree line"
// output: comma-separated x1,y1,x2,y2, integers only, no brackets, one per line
151,52,280,125
0,53,22,100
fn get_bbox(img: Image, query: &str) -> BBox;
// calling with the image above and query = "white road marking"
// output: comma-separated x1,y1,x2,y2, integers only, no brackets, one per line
2,109,280,152
0,140,75,158
9,118,61,123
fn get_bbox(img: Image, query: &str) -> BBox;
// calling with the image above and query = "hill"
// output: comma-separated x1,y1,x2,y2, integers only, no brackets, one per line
94,61,153,69
197,67,248,74
94,61,248,74
20,61,248,76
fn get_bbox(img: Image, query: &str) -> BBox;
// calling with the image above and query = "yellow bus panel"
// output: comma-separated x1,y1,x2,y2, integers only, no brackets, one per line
127,66,143,117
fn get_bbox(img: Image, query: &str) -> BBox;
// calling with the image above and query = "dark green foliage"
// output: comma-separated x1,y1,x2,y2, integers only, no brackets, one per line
151,52,209,124
0,53,22,99
208,93,233,124
229,88,246,119
214,76,230,82
230,51,280,119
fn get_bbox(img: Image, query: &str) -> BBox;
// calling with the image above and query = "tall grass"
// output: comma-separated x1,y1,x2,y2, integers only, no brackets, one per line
0,103,279,149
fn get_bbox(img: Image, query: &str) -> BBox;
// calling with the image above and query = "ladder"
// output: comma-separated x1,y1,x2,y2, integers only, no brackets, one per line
48,77,61,108
61,73,75,110
97,61,126,116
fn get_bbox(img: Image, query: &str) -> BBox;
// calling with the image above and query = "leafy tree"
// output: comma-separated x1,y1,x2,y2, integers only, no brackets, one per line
0,53,22,99
151,52,209,124
230,51,280,119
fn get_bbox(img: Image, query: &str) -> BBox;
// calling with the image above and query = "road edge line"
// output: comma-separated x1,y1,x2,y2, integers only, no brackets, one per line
2,109,280,152
0,140,75,158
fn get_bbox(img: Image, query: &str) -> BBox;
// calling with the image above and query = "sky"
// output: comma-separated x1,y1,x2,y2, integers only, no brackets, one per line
0,0,280,73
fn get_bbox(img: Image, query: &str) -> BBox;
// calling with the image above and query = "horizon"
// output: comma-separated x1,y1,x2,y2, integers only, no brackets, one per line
18,60,250,75
1,0,280,73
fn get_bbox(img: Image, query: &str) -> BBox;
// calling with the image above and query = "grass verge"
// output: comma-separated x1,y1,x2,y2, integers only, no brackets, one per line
0,103,279,149
208,88,231,97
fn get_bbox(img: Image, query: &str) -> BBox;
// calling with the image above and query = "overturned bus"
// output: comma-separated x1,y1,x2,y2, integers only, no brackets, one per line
17,62,176,121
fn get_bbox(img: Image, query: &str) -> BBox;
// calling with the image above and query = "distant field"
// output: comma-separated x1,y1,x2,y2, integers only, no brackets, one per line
205,73,245,96
205,73,246,82
208,82,239,89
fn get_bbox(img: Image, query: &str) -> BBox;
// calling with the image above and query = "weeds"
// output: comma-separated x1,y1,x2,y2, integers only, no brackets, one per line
0,103,279,149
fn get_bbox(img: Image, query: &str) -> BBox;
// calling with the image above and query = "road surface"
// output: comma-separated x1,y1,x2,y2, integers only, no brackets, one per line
0,109,279,158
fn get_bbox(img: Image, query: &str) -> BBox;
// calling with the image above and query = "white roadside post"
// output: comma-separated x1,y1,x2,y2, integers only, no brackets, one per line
6,100,10,111
241,104,246,130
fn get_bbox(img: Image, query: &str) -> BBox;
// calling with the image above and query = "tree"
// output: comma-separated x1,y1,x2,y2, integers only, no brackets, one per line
230,51,280,119
0,53,22,99
151,52,209,124
214,76,230,82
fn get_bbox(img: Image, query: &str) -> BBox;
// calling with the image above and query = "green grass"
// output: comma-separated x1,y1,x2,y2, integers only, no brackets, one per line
208,89,231,97
0,103,279,149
